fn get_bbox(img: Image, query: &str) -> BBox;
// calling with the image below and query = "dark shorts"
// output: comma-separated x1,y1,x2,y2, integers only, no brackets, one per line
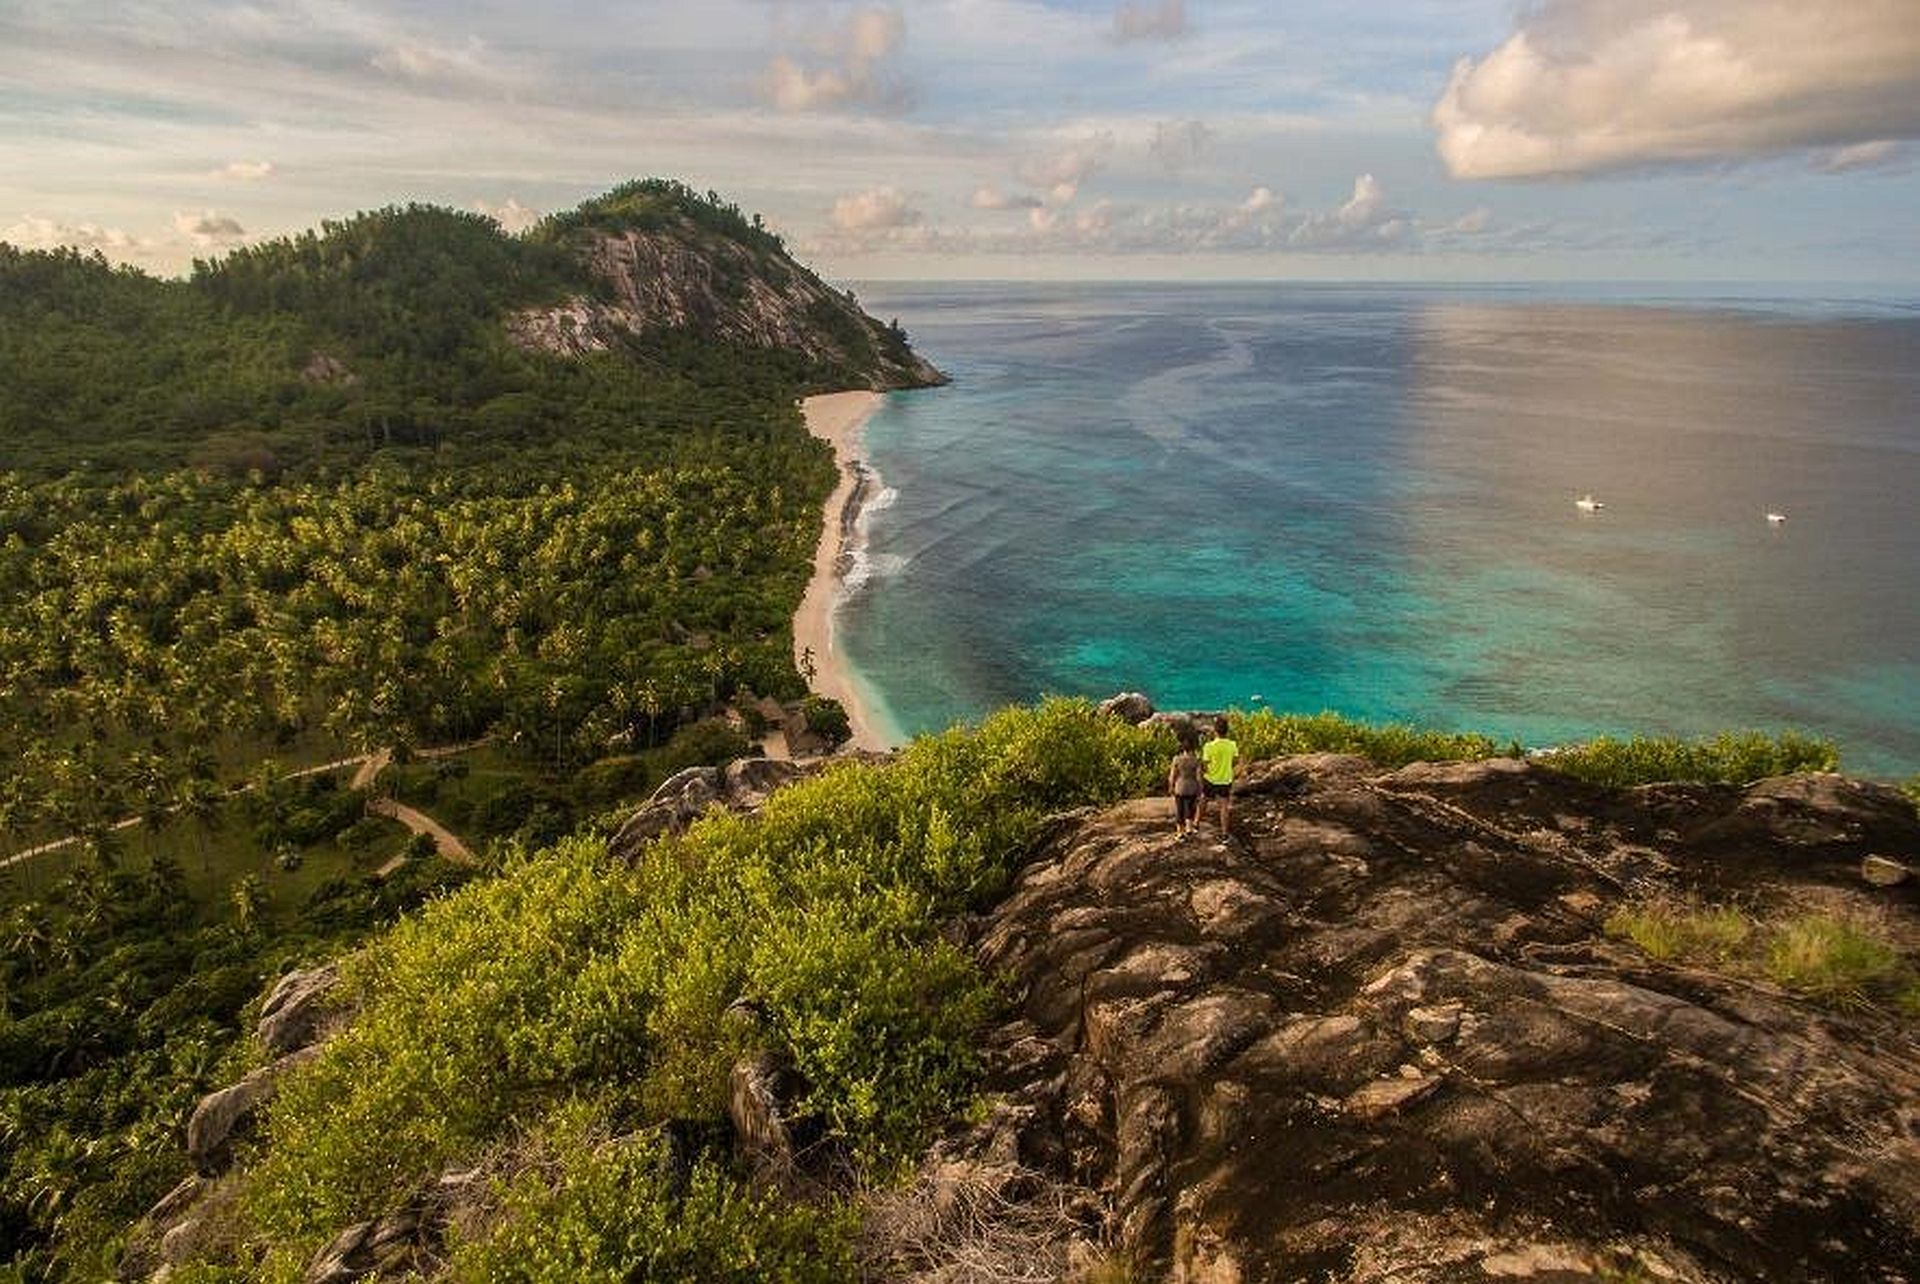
1203,779,1232,799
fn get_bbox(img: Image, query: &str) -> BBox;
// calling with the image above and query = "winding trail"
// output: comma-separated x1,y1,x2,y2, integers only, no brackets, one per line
2,743,481,874
370,797,474,871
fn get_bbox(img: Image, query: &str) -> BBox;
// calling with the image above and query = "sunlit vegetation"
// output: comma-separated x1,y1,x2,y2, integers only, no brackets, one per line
0,179,897,1282
1226,709,1502,767
170,701,1162,1278
1539,730,1837,788
1606,898,1916,1010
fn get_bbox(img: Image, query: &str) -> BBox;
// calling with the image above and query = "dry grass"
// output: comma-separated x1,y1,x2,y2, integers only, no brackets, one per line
856,1159,1110,1284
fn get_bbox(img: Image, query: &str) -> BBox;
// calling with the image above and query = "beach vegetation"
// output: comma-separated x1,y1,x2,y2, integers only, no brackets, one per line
800,695,852,747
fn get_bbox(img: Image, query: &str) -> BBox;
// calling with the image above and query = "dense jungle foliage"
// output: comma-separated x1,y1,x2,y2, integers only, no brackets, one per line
0,181,888,1280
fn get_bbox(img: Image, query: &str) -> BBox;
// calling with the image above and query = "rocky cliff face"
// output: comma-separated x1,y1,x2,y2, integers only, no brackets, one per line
894,756,1919,1282
507,220,944,391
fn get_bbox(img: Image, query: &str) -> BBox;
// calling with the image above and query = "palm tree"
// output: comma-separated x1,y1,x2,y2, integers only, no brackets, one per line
229,874,266,934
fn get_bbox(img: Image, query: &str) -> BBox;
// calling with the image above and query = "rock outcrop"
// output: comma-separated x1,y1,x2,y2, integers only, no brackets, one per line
927,756,1920,1282
185,1046,324,1176
258,964,342,1057
507,220,945,391
607,755,814,861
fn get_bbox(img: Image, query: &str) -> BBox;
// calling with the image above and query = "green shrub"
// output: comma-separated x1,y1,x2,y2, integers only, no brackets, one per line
798,696,850,747
1542,731,1837,788
233,699,1161,1276
571,755,652,809
1227,709,1499,767
657,719,753,775
445,1109,851,1282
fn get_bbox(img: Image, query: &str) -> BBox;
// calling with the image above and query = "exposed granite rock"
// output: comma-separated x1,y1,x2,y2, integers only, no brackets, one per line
939,758,1920,1282
609,754,822,862
1098,692,1155,725
300,352,358,385
186,1046,322,1175
728,1050,806,1182
304,1210,424,1284
507,224,945,391
258,964,341,1056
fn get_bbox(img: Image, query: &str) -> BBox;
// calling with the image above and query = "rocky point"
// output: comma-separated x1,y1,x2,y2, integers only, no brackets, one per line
874,753,1920,1282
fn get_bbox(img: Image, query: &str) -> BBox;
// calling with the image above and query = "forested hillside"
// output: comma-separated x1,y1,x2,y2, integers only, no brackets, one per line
0,180,936,1280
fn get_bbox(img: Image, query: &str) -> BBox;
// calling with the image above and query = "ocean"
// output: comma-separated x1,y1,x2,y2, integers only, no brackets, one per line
837,282,1920,776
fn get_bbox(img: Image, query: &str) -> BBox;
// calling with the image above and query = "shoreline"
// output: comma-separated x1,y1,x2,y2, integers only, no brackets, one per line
795,391,898,753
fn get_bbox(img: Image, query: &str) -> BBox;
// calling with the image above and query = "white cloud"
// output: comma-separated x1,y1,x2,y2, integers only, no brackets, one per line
1113,0,1187,44
887,174,1429,258
1813,139,1908,174
370,38,509,85
831,185,922,232
218,160,276,181
475,198,544,234
1284,174,1409,250
171,209,247,247
971,186,1042,211
1433,0,1920,179
1018,135,1114,204
3,214,147,255
1148,118,1212,171
1448,205,1492,234
762,6,910,113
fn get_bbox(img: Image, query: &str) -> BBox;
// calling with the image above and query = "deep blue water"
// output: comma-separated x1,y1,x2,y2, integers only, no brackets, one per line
838,283,1920,775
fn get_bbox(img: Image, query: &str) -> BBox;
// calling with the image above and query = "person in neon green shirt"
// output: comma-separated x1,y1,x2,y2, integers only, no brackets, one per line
1201,715,1239,835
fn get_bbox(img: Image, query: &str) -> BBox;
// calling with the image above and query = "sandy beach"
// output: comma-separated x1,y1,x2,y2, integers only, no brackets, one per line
795,391,895,752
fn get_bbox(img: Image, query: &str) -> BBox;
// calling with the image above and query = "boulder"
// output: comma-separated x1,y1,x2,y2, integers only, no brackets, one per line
304,1210,422,1284
186,1047,321,1175
1098,692,1156,724
723,756,805,807
728,1051,804,1179
648,765,722,804
612,757,821,863
1862,854,1910,887
258,964,340,1056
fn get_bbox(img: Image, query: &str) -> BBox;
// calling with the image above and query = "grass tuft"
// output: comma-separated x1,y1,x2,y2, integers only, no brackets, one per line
1608,898,1914,1012
1764,915,1905,1003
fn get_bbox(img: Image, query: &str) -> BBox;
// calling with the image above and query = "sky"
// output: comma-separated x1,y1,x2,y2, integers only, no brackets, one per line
3,0,1918,283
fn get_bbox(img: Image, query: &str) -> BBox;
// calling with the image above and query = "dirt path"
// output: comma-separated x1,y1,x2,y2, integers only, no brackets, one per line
3,742,484,874
370,797,474,867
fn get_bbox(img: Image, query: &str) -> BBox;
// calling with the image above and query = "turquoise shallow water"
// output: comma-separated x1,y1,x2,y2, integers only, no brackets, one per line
839,283,1920,775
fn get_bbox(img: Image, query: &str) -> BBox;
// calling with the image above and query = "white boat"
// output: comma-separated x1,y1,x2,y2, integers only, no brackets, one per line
1766,511,1787,525
1575,494,1605,512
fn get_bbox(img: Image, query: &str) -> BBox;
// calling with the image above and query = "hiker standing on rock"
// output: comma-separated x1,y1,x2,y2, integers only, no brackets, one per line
1168,730,1205,837
1202,715,1239,835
